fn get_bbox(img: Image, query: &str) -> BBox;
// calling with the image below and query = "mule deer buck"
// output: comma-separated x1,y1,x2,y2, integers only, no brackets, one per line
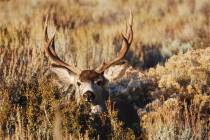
44,12,133,113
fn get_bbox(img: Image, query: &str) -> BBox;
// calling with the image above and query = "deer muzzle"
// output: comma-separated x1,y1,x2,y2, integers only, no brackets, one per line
83,91,95,102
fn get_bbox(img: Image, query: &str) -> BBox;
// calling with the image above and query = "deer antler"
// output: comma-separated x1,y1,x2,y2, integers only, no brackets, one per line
96,11,133,73
44,16,81,75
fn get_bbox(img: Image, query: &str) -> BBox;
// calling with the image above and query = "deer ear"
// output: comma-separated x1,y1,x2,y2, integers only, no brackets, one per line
103,60,128,81
51,66,76,85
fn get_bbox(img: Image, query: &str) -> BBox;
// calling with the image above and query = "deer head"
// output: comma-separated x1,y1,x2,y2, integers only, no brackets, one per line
44,12,133,113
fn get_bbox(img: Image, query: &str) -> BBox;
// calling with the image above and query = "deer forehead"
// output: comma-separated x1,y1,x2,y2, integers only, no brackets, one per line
79,70,104,82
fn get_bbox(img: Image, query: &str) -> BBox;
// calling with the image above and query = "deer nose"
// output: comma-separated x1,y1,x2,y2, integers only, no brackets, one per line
83,91,95,102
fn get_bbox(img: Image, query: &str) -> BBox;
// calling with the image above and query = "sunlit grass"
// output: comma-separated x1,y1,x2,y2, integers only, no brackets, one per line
0,0,210,139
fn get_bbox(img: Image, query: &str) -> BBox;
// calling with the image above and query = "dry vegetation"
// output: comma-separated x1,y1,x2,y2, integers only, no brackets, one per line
0,0,210,139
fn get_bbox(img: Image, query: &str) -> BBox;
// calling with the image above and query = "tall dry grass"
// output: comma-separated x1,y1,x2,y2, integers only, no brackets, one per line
0,0,210,139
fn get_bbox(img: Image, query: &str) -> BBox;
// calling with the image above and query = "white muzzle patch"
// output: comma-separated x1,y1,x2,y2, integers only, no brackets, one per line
91,105,103,114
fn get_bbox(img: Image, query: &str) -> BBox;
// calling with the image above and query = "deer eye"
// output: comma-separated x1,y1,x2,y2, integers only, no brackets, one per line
95,80,103,86
77,82,81,86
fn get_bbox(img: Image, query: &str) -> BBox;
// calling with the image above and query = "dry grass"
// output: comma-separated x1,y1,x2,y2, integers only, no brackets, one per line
0,0,210,139
144,47,210,140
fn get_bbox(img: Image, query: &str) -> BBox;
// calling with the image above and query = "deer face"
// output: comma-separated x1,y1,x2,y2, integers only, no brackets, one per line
77,70,108,112
50,68,108,113
44,12,133,113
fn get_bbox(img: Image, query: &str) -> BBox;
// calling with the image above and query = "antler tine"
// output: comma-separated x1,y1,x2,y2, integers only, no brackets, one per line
128,10,133,43
44,15,57,56
96,11,133,73
44,14,49,42
44,16,81,75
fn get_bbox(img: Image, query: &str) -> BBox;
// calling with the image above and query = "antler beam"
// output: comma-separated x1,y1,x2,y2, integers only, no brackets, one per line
96,11,133,73
44,16,81,75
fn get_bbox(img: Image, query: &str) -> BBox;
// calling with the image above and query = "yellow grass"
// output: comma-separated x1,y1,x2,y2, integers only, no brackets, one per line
0,0,210,139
